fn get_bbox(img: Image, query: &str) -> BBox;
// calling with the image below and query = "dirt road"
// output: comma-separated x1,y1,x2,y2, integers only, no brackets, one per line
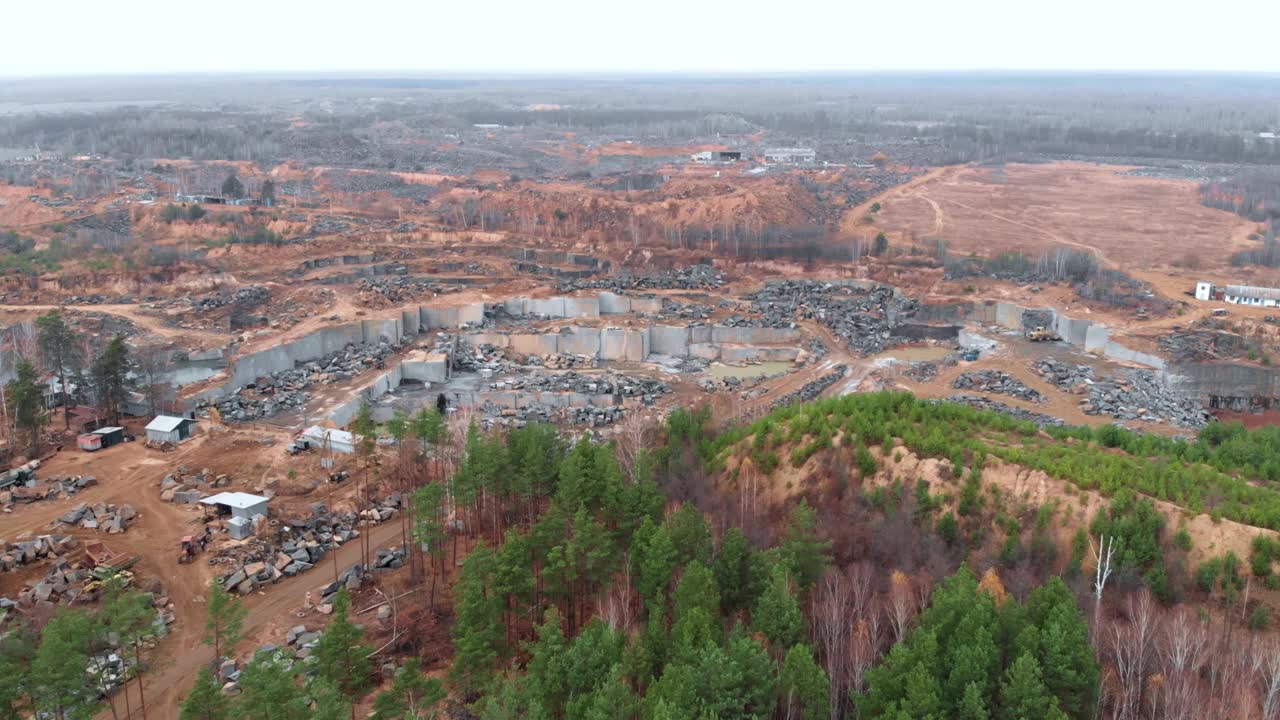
112,519,406,720
0,303,227,344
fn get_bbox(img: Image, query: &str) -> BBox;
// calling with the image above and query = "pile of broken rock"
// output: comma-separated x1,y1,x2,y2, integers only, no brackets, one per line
0,533,77,572
1,473,96,507
952,370,1045,404
58,501,136,533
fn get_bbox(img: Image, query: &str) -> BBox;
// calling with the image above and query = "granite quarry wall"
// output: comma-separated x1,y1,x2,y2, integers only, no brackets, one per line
189,292,683,408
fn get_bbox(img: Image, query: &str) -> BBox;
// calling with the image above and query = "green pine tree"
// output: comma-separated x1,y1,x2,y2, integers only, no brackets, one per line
714,527,765,615
779,644,831,720
779,499,831,591
451,543,502,692
751,564,804,650
179,667,232,720
204,579,247,660
997,654,1067,720
35,309,83,430
666,505,712,565
30,609,97,720
6,360,45,457
313,588,374,707
236,650,308,720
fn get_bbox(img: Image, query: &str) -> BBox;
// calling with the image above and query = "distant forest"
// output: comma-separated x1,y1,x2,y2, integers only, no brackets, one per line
0,73,1277,170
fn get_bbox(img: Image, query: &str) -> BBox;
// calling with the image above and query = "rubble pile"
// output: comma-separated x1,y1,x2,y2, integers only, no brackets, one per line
1158,324,1252,361
698,372,782,394
481,402,627,428
952,370,1045,403
160,466,233,503
1033,359,1210,428
657,299,716,321
749,281,919,355
214,498,403,594
67,294,134,305
1,471,99,507
310,217,353,235
0,533,77,572
356,276,451,303
58,502,136,533
944,395,1066,428
450,341,515,373
190,285,271,311
487,371,669,402
559,264,726,291
903,361,941,383
770,364,848,410
1032,359,1095,390
528,353,600,370
201,342,396,421
803,337,829,361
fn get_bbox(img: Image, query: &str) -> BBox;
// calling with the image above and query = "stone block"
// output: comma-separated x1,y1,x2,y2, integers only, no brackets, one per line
557,326,601,356
649,325,690,356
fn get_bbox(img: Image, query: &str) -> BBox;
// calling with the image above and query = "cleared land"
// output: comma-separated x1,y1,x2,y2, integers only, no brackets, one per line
859,162,1258,275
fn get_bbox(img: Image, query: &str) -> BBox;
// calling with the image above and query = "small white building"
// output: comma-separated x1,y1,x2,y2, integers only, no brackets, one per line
1195,281,1214,301
1224,284,1280,308
302,426,357,454
145,415,197,444
200,492,269,540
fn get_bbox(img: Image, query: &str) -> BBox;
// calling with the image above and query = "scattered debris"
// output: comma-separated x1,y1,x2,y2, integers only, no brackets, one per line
1033,359,1210,428
943,395,1065,427
952,370,1045,403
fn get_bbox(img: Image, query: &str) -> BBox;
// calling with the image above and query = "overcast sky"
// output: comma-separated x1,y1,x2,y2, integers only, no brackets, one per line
4,0,1278,77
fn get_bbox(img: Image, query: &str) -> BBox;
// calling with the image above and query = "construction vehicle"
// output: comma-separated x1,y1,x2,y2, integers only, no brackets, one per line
1025,326,1061,342
962,349,980,362
178,529,210,564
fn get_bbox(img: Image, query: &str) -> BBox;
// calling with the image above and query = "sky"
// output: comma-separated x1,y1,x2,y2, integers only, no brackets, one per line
4,0,1279,77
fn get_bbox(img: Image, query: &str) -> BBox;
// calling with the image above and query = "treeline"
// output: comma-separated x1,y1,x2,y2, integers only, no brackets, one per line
0,108,285,162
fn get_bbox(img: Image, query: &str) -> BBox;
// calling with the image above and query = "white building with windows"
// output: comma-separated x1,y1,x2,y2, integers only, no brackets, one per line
1195,281,1214,301
1224,284,1280,307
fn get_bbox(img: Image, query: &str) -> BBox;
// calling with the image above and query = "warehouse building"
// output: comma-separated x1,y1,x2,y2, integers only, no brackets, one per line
145,415,198,444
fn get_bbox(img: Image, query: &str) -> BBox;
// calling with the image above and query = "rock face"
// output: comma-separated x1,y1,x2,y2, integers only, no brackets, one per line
748,281,920,355
952,370,1044,404
200,341,396,420
1033,359,1210,428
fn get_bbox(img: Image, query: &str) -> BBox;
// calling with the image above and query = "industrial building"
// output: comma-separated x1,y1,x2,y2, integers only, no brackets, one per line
1224,284,1280,307
762,147,816,164
1198,281,1280,307
301,426,357,454
145,415,197,444
200,492,269,540
691,150,743,164
77,426,125,452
